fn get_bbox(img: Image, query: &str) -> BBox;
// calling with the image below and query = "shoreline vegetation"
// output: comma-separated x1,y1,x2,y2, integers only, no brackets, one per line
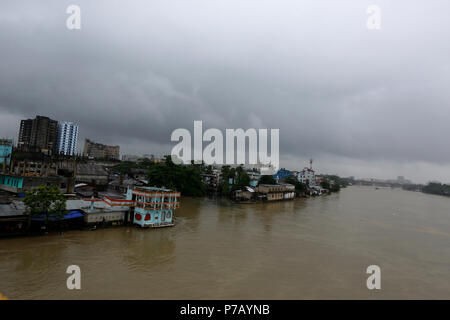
112,156,349,199
402,182,450,197
112,157,450,199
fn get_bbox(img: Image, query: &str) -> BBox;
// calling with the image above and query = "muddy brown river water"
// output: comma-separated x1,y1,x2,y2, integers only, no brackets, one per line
0,186,449,299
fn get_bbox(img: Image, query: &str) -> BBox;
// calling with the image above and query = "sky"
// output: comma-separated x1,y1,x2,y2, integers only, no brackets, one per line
0,0,449,183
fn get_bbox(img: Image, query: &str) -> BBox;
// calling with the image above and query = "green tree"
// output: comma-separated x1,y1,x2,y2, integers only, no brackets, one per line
284,175,297,185
112,161,137,175
221,165,231,179
146,155,205,197
236,172,250,188
330,183,341,192
24,185,67,227
219,166,232,196
423,183,450,196
285,175,307,194
235,165,250,188
219,165,232,196
259,175,276,185
320,180,331,190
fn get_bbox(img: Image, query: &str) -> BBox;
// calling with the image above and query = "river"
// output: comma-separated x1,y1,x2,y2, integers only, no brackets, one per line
0,186,449,299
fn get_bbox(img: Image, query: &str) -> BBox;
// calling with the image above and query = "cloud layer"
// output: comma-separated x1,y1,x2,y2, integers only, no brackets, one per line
1,0,449,183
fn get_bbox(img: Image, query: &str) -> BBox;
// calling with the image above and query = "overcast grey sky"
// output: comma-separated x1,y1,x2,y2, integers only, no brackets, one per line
1,0,449,183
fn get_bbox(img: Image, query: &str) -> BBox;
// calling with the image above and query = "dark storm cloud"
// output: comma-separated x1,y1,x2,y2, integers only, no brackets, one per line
0,0,449,182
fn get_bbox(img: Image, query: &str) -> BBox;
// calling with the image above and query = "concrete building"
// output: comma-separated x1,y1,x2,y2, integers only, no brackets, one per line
297,168,316,185
109,178,144,195
144,154,164,163
65,199,128,226
255,184,295,201
0,139,13,169
83,139,120,160
233,186,256,202
75,163,109,188
201,170,221,192
18,116,58,155
0,158,76,194
56,121,79,156
0,201,27,237
0,174,73,194
122,154,140,162
394,176,412,185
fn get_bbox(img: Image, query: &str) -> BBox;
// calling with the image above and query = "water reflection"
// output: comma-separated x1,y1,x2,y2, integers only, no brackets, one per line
121,229,176,273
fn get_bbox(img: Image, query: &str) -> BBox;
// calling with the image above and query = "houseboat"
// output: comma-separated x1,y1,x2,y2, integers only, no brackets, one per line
255,184,296,201
70,186,180,228
126,186,180,228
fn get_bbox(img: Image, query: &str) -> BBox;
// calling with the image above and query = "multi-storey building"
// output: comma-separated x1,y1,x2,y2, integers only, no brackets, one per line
83,139,120,160
56,121,79,156
0,158,76,194
297,168,315,185
18,120,32,147
122,154,140,162
18,116,58,155
0,139,13,168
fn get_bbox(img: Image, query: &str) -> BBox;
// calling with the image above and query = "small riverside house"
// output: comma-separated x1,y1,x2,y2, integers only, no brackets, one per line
0,201,27,236
66,198,129,226
256,184,295,201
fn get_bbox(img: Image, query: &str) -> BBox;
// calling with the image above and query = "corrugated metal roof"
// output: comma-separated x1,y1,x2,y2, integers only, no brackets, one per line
0,201,26,217
65,200,128,212
31,211,84,221
245,186,255,193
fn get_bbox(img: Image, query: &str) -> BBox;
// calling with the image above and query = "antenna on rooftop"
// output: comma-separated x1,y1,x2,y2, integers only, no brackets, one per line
309,158,313,170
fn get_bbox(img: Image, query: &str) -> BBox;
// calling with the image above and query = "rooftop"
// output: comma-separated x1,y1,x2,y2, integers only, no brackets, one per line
66,199,128,213
134,186,175,193
77,163,108,176
0,201,26,217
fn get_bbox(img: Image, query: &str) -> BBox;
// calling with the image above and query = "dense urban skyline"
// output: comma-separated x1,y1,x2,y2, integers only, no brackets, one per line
1,1,449,183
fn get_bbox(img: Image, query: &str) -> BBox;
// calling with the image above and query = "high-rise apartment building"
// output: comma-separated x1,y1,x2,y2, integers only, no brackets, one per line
56,121,79,156
18,120,32,147
18,116,58,154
